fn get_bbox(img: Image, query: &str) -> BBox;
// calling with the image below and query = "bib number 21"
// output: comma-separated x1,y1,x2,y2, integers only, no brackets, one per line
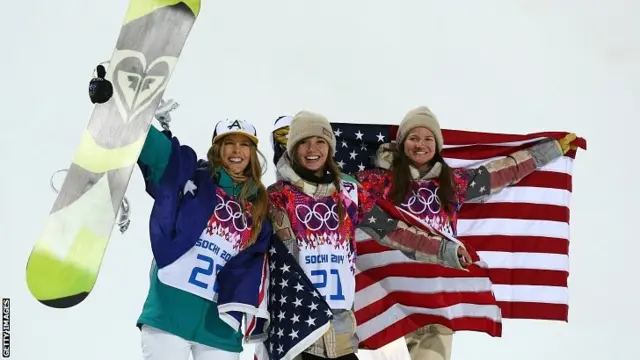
310,269,345,301
188,254,224,292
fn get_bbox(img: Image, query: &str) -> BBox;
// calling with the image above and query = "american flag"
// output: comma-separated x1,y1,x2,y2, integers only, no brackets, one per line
331,122,587,349
258,238,334,360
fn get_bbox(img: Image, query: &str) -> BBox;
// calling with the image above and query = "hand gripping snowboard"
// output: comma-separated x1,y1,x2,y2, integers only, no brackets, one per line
25,0,201,308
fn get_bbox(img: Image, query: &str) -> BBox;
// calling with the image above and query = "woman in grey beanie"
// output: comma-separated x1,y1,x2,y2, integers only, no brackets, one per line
265,110,471,360
354,106,578,360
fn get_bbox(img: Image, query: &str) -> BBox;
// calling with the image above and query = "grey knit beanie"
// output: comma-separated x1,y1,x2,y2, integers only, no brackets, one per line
286,110,336,158
397,106,444,151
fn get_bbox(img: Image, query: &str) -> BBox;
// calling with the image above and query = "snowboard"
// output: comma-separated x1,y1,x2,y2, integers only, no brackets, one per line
25,0,201,308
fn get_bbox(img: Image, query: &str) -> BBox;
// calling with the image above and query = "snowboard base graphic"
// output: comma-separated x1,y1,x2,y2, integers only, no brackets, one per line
25,0,201,308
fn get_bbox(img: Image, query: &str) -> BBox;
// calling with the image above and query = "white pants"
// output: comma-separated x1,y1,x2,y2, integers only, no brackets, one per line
140,325,241,360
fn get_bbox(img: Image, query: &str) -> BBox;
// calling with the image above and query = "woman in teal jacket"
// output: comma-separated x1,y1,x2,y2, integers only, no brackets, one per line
135,118,272,360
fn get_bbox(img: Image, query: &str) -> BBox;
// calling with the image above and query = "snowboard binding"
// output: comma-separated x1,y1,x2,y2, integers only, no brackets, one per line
88,62,113,104
49,169,131,234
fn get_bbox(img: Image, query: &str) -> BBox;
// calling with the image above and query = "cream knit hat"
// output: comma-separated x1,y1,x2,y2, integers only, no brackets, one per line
286,110,337,158
397,106,444,152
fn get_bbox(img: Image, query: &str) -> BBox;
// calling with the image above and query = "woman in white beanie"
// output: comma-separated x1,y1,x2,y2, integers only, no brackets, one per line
271,115,292,167
354,106,577,360
266,110,472,360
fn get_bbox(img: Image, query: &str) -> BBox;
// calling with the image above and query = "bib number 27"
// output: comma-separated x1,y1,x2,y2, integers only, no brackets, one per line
188,254,224,292
310,269,345,301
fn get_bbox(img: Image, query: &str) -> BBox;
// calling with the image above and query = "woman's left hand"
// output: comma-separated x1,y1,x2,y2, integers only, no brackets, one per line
557,133,578,154
457,247,473,267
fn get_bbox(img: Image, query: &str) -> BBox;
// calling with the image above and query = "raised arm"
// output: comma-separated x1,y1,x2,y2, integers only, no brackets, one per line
137,125,173,192
146,134,203,268
456,135,575,203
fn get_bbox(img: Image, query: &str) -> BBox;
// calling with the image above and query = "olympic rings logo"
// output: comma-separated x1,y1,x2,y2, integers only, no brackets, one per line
401,187,442,215
214,194,248,231
295,202,340,231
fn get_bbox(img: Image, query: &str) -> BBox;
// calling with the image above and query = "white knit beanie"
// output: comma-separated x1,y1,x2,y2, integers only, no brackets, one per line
397,106,444,152
286,110,337,158
273,115,292,132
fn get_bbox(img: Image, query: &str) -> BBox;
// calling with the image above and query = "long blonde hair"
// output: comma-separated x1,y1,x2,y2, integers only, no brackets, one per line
206,135,269,246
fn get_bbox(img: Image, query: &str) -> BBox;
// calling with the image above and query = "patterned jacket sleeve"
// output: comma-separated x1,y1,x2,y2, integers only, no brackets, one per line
353,169,387,198
455,138,564,203
353,180,462,269
266,183,298,253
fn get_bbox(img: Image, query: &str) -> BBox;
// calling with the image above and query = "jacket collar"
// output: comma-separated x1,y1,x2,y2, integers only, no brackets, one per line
213,166,258,200
374,142,442,180
275,154,337,198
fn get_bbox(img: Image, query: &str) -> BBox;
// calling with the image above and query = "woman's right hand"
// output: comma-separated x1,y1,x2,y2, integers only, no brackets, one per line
457,246,473,268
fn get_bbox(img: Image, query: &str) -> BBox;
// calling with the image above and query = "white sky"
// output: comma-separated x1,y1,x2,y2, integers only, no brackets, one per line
1,0,638,359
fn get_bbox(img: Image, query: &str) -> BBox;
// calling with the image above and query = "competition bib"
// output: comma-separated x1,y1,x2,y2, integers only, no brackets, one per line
158,232,239,302
299,243,355,310
297,180,358,310
157,187,254,302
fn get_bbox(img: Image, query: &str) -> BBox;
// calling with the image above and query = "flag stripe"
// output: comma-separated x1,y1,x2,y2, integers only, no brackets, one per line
474,251,568,272
513,171,572,192
488,268,568,287
458,218,568,238
470,186,570,207
355,261,495,291
461,203,569,222
497,301,568,320
492,284,568,304
462,235,569,255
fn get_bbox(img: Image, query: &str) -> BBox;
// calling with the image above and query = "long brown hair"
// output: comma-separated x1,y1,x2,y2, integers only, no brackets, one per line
389,143,456,214
206,136,269,246
290,143,346,226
